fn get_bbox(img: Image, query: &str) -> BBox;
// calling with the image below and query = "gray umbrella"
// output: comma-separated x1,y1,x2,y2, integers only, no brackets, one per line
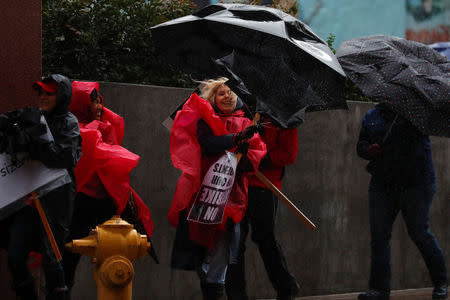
336,35,450,137
151,3,347,129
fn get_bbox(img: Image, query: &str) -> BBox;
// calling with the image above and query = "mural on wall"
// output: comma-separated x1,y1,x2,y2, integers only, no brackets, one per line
192,0,299,16
406,0,450,44
192,0,211,10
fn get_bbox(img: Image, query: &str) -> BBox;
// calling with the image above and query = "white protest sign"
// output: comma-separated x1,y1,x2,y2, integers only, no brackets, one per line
188,151,238,225
0,152,70,219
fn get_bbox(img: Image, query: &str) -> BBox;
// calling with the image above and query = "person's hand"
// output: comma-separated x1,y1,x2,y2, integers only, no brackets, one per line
366,144,382,158
233,125,258,146
236,141,249,156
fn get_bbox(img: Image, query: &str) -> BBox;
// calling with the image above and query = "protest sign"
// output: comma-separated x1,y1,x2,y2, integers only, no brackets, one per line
188,151,238,225
0,152,70,219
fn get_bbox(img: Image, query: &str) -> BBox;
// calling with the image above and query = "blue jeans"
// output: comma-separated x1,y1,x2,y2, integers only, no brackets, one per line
368,181,447,292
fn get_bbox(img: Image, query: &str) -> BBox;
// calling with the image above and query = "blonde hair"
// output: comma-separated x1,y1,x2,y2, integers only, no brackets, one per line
198,77,237,105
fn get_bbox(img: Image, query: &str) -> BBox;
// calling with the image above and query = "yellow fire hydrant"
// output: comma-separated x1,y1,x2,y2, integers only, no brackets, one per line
66,215,150,300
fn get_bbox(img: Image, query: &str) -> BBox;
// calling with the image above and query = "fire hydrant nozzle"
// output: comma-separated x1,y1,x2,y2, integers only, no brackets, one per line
65,216,150,300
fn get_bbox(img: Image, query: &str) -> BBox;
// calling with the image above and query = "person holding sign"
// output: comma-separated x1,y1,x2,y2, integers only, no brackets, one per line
226,116,300,300
63,81,154,294
169,78,266,300
1,74,81,300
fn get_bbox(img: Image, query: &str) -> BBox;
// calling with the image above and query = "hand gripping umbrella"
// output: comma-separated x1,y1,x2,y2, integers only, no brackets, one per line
151,3,347,129
337,35,450,137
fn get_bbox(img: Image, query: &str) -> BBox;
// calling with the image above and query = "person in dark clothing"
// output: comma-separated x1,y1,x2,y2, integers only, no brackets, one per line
4,74,81,300
357,104,448,300
225,116,300,300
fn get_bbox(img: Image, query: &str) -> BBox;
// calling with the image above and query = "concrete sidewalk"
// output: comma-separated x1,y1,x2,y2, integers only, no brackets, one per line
261,287,439,300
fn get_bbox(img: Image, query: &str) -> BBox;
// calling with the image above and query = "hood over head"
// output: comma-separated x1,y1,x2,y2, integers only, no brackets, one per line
70,81,125,144
70,81,101,123
38,74,73,117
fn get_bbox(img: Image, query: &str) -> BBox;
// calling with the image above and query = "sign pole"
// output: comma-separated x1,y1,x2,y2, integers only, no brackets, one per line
31,191,62,261
254,171,316,230
240,113,317,230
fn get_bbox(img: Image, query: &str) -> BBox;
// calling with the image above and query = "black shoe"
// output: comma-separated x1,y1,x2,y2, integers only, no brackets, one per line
276,281,300,300
358,289,390,300
226,291,248,300
14,278,38,300
46,286,68,300
433,285,448,299
276,295,295,300
201,282,224,300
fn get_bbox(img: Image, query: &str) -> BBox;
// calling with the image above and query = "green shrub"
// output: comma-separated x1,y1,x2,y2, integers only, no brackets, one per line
42,0,196,87
326,33,373,102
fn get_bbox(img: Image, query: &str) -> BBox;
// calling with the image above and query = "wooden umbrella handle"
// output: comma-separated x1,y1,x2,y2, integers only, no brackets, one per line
31,191,62,261
255,171,317,230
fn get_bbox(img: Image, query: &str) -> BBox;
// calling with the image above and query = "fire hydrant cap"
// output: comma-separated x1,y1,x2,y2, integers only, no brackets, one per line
101,256,134,287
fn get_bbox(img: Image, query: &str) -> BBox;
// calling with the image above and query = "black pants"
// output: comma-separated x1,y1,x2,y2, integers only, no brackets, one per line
5,206,41,293
225,186,298,299
368,182,447,291
5,183,74,298
62,193,116,289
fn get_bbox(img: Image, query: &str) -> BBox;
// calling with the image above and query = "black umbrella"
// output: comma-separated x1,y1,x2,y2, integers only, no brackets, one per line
337,35,450,137
151,3,347,128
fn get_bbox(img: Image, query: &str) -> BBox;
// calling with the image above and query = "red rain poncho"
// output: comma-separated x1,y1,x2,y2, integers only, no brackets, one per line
169,93,266,248
70,81,153,236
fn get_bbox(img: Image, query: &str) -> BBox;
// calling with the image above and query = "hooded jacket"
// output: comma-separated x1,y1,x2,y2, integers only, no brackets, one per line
69,81,153,237
26,74,82,241
29,74,81,179
357,105,435,186
169,93,266,248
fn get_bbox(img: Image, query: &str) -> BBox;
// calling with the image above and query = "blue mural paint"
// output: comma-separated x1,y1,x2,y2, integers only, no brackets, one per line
298,0,406,48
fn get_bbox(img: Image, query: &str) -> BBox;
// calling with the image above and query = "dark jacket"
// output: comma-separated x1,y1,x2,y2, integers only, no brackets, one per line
357,105,435,187
30,74,82,176
29,74,82,227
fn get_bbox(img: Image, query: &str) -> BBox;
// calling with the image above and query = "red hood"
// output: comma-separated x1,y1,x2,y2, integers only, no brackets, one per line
70,81,124,145
70,81,99,123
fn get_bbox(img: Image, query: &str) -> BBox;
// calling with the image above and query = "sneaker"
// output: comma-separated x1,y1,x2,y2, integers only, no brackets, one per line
277,282,300,300
432,285,448,299
358,289,390,300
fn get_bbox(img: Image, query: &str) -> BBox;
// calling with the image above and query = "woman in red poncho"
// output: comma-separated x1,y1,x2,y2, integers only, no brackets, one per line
63,81,154,292
169,78,266,300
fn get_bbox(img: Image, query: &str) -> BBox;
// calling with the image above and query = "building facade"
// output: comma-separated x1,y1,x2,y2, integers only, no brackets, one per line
192,0,450,48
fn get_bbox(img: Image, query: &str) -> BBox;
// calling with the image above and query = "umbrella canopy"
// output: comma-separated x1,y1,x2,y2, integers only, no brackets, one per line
337,35,450,137
151,3,347,128
429,42,450,60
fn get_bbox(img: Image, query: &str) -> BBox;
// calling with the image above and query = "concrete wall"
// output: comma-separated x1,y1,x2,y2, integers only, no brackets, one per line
2,83,449,299
0,2,41,114
73,83,449,299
